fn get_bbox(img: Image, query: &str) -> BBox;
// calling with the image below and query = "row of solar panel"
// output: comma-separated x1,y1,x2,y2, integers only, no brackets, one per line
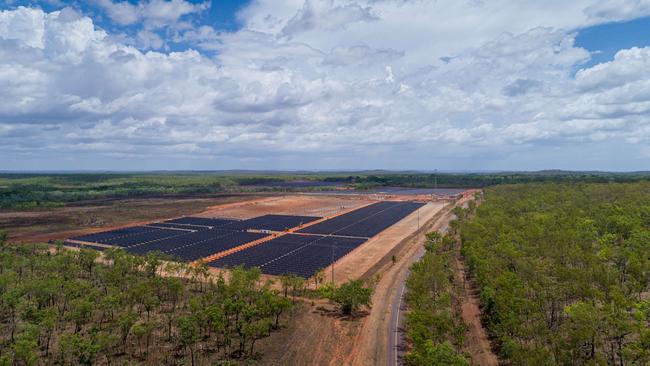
209,234,367,278
70,214,322,248
165,217,240,228
127,229,267,262
297,201,424,237
70,217,240,245
163,214,320,232
72,227,190,247
66,230,268,263
70,226,159,244
145,222,210,231
228,214,320,231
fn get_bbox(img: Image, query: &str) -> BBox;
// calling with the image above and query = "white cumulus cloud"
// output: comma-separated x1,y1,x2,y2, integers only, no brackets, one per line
1,1,650,170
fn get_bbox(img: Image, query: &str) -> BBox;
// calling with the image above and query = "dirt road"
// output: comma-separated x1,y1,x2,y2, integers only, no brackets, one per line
351,203,457,365
456,252,499,366
387,220,449,366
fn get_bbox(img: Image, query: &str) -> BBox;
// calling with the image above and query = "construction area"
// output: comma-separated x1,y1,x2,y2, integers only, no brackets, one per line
64,193,461,281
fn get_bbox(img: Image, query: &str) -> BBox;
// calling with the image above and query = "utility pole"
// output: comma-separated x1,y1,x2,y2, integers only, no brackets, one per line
434,169,438,190
331,241,335,284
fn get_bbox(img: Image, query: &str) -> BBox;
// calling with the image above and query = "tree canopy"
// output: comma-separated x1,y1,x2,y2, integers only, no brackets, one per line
0,238,293,364
460,182,650,365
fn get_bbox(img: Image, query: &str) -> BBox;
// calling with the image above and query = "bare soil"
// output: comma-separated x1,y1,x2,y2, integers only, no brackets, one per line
455,255,499,366
0,194,266,243
197,194,372,219
453,194,499,366
253,299,365,366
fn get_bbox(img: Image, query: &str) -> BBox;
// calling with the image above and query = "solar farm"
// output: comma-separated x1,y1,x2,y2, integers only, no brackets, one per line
66,200,426,278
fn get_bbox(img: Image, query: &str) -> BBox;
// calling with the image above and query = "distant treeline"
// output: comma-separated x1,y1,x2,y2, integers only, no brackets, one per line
2,171,649,210
0,174,232,210
346,171,650,189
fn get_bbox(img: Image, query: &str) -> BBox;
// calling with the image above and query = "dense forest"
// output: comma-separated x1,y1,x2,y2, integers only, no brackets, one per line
3,171,650,210
459,183,650,365
0,237,299,365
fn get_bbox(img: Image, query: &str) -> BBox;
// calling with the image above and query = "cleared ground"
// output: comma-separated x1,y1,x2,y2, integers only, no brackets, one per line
0,194,266,243
196,194,372,219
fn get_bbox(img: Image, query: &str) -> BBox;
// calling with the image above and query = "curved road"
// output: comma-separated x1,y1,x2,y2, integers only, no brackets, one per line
387,222,450,366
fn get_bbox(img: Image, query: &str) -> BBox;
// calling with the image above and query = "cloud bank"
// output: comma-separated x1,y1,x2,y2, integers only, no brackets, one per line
1,1,650,170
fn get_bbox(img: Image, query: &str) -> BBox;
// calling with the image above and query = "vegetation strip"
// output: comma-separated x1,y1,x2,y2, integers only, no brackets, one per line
403,230,470,365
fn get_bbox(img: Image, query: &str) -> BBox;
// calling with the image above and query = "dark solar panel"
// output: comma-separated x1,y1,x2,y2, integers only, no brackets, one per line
168,231,268,262
102,228,189,247
67,201,423,274
164,217,240,228
126,229,229,254
227,214,321,231
209,234,367,278
145,222,209,231
69,226,159,245
297,201,425,238
125,229,268,262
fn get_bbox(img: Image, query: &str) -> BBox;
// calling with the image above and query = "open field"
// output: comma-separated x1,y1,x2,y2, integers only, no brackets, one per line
195,194,372,219
0,194,267,243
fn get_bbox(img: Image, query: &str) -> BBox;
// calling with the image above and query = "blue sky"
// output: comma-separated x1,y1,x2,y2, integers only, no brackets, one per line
576,16,650,67
202,0,249,31
1,1,650,171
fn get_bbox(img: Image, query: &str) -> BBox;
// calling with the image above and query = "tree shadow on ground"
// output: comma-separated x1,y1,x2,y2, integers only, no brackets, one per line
312,305,370,321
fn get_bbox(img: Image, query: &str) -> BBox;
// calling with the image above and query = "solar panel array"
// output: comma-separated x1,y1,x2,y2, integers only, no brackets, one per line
209,234,367,278
144,222,209,231
227,214,320,231
70,226,186,247
70,226,157,244
164,217,240,228
67,201,426,278
161,231,267,262
72,226,269,262
126,228,232,254
297,201,425,238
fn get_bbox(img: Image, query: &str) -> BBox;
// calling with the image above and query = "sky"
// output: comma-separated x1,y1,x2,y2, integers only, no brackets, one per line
1,1,650,171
